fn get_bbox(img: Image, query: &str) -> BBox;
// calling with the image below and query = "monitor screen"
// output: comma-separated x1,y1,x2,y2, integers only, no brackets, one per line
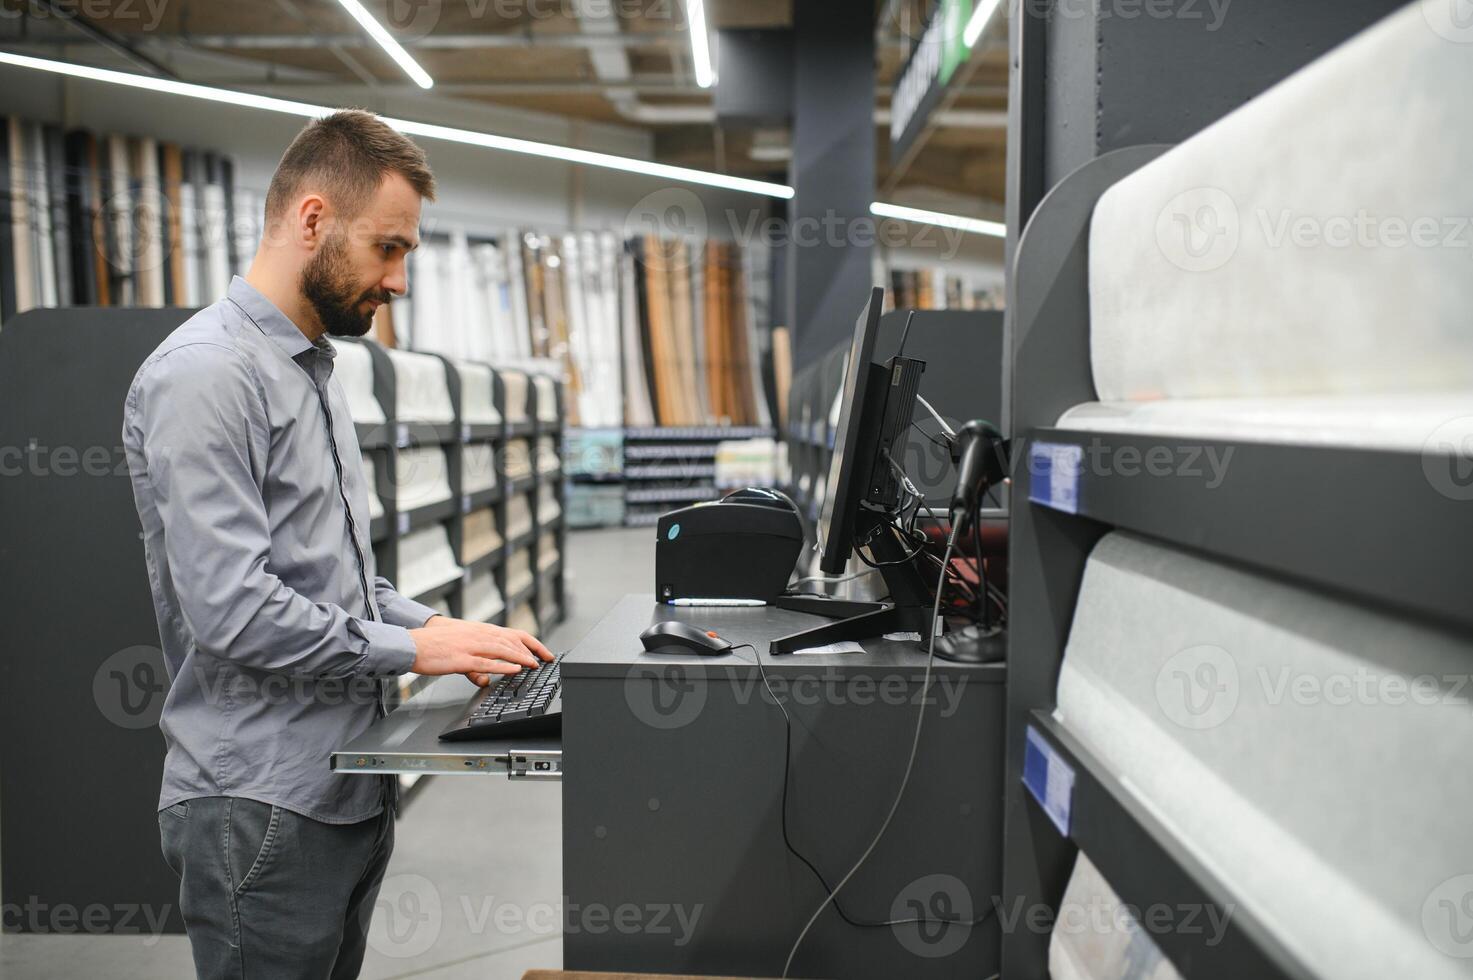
817,286,886,574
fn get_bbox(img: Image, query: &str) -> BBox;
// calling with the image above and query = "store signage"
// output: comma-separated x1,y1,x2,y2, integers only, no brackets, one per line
890,0,973,164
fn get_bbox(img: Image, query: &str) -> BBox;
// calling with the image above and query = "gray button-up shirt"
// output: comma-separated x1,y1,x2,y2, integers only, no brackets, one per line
123,276,438,824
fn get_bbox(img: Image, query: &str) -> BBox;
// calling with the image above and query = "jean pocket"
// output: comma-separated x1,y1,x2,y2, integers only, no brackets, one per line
158,807,189,878
228,800,283,898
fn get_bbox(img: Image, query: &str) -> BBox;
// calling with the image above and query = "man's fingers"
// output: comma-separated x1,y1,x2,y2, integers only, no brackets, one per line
470,658,521,676
487,644,539,670
518,630,555,661
469,672,491,687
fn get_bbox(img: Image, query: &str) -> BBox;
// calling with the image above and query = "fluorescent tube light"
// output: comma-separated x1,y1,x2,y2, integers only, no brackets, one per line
333,0,434,90
0,51,792,198
871,201,1006,238
0,54,1014,233
963,0,1005,47
688,0,715,88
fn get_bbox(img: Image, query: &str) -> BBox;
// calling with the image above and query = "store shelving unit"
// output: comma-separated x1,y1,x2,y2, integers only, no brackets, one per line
564,427,625,528
784,344,854,535
996,146,1473,980
342,341,568,802
621,425,774,526
531,377,568,629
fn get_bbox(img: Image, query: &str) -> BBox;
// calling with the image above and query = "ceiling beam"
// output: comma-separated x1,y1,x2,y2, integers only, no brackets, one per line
21,0,176,78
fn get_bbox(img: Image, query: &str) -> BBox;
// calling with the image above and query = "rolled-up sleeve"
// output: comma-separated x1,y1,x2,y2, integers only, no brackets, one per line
128,343,416,679
375,577,440,629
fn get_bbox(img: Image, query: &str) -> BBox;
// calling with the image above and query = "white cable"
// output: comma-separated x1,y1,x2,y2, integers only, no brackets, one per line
781,526,958,977
914,394,956,441
790,567,878,588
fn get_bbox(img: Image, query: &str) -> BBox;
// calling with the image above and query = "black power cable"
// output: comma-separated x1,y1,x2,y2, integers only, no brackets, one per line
777,526,993,978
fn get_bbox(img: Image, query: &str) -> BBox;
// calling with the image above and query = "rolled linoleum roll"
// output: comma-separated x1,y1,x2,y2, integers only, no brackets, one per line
1088,5,1473,405
1057,531,1473,979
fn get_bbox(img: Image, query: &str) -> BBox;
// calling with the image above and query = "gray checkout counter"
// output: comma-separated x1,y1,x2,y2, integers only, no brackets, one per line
335,594,1005,979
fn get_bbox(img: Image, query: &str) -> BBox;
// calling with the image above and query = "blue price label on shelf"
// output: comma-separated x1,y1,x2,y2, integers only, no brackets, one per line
1029,442,1083,514
461,494,472,514
396,512,410,536
461,423,471,443
1023,725,1075,836
396,423,409,447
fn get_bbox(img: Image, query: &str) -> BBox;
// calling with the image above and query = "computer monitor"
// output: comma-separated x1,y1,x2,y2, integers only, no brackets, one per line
770,287,932,654
816,286,886,575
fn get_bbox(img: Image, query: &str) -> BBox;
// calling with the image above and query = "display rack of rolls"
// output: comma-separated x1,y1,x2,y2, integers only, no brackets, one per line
336,338,566,711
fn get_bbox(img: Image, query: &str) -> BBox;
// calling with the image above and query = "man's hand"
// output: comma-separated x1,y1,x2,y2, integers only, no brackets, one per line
409,618,555,687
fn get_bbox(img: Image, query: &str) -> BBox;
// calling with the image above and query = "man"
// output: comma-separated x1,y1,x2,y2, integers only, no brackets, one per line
122,110,551,979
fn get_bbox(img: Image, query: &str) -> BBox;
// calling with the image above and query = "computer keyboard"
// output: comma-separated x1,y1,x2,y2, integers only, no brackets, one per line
438,652,565,741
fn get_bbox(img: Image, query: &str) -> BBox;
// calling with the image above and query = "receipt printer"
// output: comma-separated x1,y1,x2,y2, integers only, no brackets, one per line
656,488,804,602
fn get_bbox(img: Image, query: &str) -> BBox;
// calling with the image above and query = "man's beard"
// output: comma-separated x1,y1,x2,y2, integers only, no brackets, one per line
301,235,389,338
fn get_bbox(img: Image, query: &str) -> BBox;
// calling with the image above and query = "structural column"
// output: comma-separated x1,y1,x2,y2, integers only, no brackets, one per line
788,0,876,369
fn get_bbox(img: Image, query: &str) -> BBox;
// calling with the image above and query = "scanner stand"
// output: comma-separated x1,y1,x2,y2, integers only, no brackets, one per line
769,511,935,655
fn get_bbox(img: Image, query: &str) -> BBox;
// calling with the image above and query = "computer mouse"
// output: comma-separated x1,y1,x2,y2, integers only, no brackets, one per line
639,620,734,656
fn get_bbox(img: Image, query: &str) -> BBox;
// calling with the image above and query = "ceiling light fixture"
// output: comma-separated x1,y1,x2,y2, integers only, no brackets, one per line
0,54,1010,233
0,51,791,198
688,0,715,88
871,201,1006,238
963,0,1006,47
332,0,435,90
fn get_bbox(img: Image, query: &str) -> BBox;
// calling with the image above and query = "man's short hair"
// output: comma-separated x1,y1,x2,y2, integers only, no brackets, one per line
265,109,437,221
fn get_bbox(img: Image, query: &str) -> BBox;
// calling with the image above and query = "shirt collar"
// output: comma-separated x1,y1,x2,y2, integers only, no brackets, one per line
227,276,319,361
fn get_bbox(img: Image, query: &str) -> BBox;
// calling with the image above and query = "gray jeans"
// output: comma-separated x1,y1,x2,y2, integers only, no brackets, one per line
159,796,394,980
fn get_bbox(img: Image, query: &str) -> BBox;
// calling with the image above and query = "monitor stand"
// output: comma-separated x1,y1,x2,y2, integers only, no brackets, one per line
768,511,935,655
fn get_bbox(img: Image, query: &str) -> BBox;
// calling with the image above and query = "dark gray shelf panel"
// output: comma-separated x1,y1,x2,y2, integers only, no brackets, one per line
1026,427,1473,632
396,497,458,533
461,422,503,443
394,421,459,448
409,575,461,607
1024,712,1312,980
462,547,505,578
460,486,501,512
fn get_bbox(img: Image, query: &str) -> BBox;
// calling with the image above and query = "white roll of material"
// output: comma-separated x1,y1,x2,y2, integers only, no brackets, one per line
334,341,385,425
1057,532,1473,980
1083,5,1473,448
387,348,455,424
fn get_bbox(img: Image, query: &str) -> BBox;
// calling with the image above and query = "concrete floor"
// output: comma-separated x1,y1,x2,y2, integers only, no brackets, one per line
0,526,655,980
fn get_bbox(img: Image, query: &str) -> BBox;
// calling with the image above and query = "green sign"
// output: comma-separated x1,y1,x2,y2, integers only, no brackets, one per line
891,0,977,164
940,0,973,85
